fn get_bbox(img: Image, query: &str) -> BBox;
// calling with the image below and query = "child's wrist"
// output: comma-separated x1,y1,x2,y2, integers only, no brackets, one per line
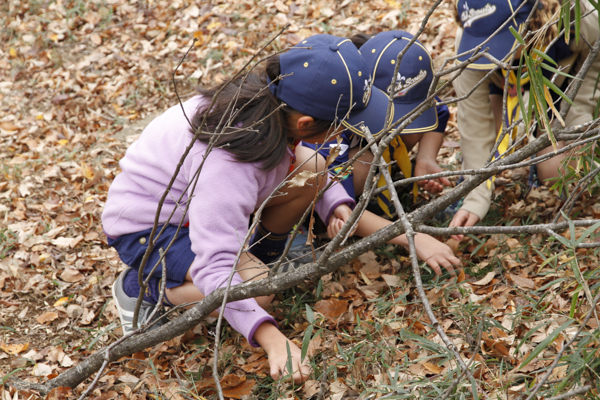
253,321,285,353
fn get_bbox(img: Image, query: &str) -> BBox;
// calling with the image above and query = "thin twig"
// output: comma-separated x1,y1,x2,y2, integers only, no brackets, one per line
544,386,591,400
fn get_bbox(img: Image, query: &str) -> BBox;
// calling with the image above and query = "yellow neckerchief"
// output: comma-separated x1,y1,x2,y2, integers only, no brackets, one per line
376,136,418,218
487,68,530,189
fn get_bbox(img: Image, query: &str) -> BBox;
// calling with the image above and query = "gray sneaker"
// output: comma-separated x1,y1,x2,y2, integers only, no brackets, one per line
111,268,164,335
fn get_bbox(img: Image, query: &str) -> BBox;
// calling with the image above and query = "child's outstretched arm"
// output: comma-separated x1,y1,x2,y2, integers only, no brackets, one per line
253,321,310,384
329,204,460,277
414,131,451,194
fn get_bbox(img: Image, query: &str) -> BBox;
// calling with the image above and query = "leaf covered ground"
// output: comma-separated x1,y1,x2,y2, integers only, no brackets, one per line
1,0,600,399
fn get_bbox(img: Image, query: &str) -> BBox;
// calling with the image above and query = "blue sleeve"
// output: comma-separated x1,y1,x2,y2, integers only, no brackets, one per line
434,96,449,133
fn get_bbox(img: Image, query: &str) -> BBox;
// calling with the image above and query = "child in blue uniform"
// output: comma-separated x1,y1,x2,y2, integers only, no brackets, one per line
298,30,452,218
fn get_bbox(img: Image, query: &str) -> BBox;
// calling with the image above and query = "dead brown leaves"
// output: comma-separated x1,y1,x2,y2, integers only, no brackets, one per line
1,0,599,399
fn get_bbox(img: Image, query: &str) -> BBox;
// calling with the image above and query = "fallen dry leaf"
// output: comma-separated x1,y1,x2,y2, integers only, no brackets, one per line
60,268,84,283
421,361,444,374
36,312,59,324
32,363,53,376
222,379,255,399
314,299,349,320
53,297,70,307
0,343,29,355
509,273,536,290
472,271,496,286
288,170,317,188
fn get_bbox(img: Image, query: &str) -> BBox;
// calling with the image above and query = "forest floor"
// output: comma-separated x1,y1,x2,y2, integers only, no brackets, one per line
1,0,600,399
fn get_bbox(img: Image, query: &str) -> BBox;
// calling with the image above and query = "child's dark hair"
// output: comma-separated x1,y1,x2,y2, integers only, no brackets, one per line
350,33,372,50
192,56,333,171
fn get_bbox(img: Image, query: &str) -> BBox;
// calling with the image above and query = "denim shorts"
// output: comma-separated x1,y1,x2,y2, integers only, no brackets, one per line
107,225,195,289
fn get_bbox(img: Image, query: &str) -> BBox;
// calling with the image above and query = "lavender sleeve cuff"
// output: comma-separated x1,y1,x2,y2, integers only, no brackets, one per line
315,178,356,225
246,315,278,347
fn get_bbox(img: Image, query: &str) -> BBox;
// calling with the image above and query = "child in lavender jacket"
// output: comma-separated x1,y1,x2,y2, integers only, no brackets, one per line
103,34,460,384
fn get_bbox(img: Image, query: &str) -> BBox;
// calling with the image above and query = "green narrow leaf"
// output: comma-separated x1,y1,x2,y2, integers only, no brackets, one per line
1,367,26,385
515,320,552,353
509,26,526,45
588,0,600,31
567,215,576,247
529,60,555,147
516,62,529,128
574,221,600,246
555,369,577,393
532,49,558,66
337,342,348,362
300,324,313,362
518,320,573,370
557,0,565,33
551,229,572,248
540,63,577,80
540,253,559,268
542,76,575,105
305,304,314,324
569,287,580,318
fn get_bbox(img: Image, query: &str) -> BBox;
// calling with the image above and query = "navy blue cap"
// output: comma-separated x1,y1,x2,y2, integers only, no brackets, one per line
456,0,533,69
269,34,393,138
360,30,438,135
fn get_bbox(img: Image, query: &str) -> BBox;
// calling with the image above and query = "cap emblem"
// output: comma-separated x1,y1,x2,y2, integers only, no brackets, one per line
329,142,349,156
362,77,372,105
387,70,427,98
461,2,497,28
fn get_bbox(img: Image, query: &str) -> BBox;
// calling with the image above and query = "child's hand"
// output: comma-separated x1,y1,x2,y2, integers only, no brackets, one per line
414,233,461,277
414,159,451,194
327,204,357,239
449,209,480,241
254,322,310,384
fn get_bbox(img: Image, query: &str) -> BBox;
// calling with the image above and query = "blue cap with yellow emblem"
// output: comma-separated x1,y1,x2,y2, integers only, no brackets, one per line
456,0,534,69
268,34,393,138
361,30,438,135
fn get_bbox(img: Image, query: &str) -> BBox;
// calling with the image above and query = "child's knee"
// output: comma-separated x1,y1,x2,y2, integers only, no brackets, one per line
295,146,326,173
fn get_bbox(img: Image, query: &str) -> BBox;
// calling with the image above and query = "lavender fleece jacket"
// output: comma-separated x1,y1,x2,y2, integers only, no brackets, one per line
102,96,354,346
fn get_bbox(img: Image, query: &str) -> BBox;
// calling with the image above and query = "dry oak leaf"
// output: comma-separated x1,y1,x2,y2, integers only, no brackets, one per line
508,273,535,290
220,374,245,389
314,298,349,320
0,342,29,355
381,274,400,287
52,235,84,248
222,379,255,399
471,271,496,286
32,363,53,377
60,267,84,283
53,297,70,307
288,170,317,188
36,311,59,324
45,387,72,400
0,121,21,131
421,361,444,374
303,380,320,398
